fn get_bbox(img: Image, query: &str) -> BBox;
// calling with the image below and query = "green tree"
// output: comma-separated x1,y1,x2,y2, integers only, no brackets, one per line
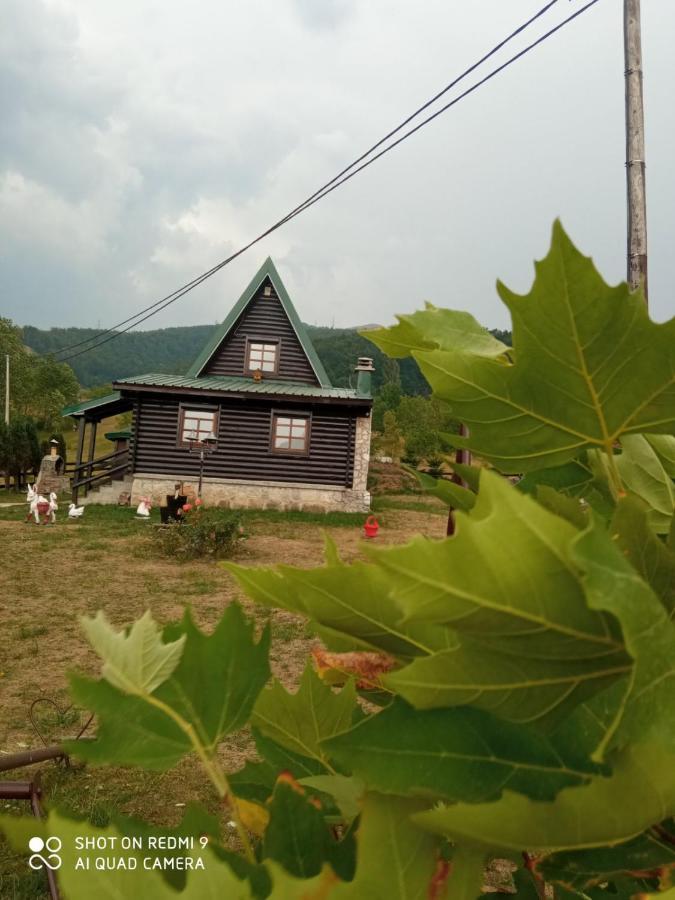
378,410,404,461
0,318,79,429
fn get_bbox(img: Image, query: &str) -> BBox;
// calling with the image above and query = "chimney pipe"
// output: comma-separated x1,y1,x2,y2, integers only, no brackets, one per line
355,357,375,397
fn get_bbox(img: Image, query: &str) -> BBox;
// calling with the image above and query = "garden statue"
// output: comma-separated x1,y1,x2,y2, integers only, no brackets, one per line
136,497,152,518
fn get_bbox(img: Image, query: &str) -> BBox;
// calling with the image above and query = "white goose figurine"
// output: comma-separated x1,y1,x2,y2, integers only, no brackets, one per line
68,502,85,519
136,497,152,517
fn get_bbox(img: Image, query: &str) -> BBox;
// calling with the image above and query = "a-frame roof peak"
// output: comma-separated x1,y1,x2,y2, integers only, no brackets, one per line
187,258,331,386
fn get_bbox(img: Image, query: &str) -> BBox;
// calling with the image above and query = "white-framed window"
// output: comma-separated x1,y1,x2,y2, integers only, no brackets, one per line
246,340,278,374
271,413,310,455
179,407,218,445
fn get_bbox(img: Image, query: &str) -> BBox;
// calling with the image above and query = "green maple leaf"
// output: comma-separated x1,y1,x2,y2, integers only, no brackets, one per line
252,665,357,773
227,542,452,659
324,698,604,804
365,473,630,726
364,302,508,360
616,435,675,534
82,609,186,695
68,603,270,769
571,508,675,756
540,827,675,893
367,221,675,473
331,794,447,900
411,740,675,854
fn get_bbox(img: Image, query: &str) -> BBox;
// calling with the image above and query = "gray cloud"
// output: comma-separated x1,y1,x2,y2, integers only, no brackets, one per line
0,0,672,336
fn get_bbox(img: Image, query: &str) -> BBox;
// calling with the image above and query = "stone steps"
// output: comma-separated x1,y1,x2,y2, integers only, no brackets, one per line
79,476,134,506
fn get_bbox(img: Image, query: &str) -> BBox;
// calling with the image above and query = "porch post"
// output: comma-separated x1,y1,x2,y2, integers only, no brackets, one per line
73,416,86,504
84,420,97,498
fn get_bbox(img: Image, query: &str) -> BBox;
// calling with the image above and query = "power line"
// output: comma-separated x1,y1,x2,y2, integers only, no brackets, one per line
56,0,601,363
52,0,563,361
51,0,563,360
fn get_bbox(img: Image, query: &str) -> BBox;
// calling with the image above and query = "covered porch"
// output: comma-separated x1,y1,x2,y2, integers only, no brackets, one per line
62,392,134,503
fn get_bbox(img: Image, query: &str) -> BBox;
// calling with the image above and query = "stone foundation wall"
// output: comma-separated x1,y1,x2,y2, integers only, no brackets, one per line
131,473,371,513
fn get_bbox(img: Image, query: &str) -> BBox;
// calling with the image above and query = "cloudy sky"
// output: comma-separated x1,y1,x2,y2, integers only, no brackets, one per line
1,0,673,337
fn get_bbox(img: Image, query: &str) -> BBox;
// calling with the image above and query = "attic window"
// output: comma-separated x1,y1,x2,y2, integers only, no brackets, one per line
271,413,310,455
246,340,278,374
263,284,272,297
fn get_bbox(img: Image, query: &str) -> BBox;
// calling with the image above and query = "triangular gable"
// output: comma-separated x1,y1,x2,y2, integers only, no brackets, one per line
187,258,331,387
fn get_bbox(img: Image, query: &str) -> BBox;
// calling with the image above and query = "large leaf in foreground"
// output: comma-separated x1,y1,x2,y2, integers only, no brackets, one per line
324,699,604,803
252,665,356,772
333,794,447,900
69,604,270,768
228,543,451,659
372,473,626,662
412,741,675,853
386,636,629,729
376,221,675,472
571,512,675,754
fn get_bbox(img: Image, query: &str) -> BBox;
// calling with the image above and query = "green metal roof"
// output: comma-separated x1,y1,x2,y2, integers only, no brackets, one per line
186,257,332,387
114,373,369,401
62,391,123,417
104,430,132,440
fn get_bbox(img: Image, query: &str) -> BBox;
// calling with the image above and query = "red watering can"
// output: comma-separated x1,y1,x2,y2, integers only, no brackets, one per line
364,515,379,539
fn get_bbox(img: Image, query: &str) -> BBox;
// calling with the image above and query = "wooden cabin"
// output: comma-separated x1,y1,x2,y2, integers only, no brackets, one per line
63,259,374,512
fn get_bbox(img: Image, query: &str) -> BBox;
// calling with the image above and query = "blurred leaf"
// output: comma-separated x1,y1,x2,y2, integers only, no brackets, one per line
81,609,186,695
540,826,675,891
385,634,628,729
325,699,604,803
412,741,675,853
364,303,508,360
228,542,452,660
298,776,364,822
264,778,336,879
332,794,448,899
617,435,675,534
611,496,675,615
570,513,675,755
645,434,675,478
409,468,476,510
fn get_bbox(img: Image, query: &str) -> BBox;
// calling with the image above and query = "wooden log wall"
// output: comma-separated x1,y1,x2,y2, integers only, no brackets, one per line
202,278,319,384
132,395,360,487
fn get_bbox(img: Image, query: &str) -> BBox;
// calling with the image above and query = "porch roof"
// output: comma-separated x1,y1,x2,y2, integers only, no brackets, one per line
62,391,133,421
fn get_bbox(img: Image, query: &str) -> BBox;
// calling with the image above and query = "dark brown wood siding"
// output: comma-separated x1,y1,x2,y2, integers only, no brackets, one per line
131,394,360,487
202,277,320,385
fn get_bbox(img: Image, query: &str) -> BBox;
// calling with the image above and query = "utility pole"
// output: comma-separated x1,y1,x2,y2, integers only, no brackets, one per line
624,0,648,303
4,355,9,425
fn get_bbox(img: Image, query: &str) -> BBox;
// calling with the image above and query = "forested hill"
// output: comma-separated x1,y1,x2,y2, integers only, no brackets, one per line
22,324,511,394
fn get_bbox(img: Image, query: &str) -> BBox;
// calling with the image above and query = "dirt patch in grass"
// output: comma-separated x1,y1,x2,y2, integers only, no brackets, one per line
0,499,444,851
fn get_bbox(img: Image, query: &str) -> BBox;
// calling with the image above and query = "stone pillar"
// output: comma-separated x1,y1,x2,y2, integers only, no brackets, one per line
352,414,372,493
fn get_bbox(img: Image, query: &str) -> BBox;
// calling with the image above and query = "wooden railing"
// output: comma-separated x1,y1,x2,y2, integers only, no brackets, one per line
71,448,131,502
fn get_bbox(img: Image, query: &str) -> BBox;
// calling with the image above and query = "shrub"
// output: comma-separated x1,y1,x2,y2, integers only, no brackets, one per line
151,505,243,559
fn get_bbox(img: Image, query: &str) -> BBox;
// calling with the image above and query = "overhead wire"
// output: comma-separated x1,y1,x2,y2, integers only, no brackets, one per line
54,0,601,362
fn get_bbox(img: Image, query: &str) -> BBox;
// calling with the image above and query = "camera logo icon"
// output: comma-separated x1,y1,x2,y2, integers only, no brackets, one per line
28,836,62,871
